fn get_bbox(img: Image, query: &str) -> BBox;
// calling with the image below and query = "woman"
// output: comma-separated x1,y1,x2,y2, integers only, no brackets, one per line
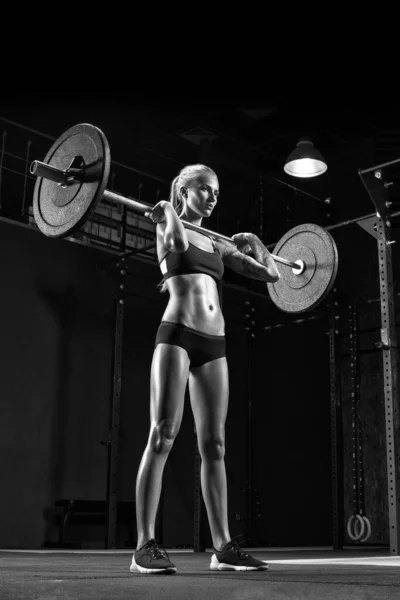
130,164,280,574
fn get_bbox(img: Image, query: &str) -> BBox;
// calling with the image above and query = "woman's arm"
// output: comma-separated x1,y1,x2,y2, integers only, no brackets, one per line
246,234,280,282
218,233,280,283
147,201,188,253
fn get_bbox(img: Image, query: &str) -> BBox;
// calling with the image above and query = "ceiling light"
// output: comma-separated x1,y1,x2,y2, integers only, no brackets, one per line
284,137,327,178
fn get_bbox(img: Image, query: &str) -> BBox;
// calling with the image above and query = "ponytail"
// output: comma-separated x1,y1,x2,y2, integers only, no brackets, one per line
168,175,184,217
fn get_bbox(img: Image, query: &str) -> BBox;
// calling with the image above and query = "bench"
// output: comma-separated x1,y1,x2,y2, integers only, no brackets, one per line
53,499,136,548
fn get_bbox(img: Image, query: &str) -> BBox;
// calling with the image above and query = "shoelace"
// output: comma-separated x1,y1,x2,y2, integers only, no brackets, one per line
146,540,169,560
226,535,249,559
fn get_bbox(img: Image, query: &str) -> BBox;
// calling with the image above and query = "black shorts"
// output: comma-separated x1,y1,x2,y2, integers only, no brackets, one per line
155,321,226,368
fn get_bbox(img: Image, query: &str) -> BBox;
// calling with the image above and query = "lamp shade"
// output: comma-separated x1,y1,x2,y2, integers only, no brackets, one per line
284,137,327,178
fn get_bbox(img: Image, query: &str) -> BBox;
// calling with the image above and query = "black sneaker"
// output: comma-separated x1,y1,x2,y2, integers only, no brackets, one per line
130,539,177,574
210,539,269,572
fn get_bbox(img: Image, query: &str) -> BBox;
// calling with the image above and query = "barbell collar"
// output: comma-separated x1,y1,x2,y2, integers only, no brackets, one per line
30,160,69,185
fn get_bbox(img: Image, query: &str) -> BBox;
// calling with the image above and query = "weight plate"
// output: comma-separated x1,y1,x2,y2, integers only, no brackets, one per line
267,223,339,313
33,123,110,238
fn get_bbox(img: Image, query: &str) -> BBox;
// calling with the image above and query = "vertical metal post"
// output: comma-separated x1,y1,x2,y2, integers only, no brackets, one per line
376,216,400,554
105,259,125,548
121,206,128,252
329,302,344,549
349,304,366,523
108,172,116,245
247,318,253,545
21,139,32,216
359,165,400,554
244,300,256,544
259,172,264,241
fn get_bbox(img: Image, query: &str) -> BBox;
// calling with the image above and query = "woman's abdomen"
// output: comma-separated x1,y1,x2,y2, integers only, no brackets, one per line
161,275,225,335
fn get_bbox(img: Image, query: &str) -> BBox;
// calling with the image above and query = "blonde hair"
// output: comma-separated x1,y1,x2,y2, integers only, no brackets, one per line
169,164,217,217
158,164,217,293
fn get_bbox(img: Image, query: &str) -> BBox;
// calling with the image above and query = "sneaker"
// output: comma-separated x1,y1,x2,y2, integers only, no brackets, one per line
130,539,177,574
210,539,269,572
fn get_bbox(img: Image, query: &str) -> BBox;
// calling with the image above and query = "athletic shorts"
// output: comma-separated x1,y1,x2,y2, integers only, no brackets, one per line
155,321,226,368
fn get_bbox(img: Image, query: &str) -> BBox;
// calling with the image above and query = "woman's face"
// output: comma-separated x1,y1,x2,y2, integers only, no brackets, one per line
182,173,219,219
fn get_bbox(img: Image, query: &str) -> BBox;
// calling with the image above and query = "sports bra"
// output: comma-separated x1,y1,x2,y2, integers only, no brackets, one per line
160,238,224,283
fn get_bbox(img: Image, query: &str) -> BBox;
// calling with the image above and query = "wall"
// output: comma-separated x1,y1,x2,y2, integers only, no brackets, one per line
0,221,114,547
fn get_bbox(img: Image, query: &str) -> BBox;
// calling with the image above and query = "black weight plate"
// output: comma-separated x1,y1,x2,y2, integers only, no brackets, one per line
33,123,110,238
267,223,339,313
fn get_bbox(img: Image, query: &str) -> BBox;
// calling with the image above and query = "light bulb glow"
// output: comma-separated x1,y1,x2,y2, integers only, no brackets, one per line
284,158,328,178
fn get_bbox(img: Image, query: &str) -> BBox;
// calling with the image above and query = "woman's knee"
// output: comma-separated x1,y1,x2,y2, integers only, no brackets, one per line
149,420,180,454
198,434,225,460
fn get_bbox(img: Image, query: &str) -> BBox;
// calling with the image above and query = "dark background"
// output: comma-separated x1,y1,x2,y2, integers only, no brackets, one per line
0,90,398,549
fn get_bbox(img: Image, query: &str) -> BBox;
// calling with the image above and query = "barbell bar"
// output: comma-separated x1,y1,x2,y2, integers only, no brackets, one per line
30,158,302,272
30,123,339,313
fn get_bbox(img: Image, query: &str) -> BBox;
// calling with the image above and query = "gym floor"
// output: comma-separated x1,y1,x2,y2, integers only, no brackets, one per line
1,547,400,599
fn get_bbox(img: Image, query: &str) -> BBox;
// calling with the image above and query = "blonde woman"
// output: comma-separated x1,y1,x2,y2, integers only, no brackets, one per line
130,164,280,574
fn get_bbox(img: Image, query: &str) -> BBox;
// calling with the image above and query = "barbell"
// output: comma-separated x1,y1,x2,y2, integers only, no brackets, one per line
30,123,339,313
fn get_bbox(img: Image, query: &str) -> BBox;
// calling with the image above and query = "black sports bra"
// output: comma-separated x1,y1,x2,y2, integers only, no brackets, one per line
160,239,224,283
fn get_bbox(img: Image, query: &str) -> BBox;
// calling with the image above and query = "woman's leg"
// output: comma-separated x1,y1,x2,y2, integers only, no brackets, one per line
135,343,190,549
188,357,231,551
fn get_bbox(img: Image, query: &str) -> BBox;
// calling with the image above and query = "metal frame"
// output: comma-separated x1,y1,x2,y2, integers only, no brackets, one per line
358,160,400,554
105,258,125,548
328,303,345,549
245,300,255,546
349,304,366,524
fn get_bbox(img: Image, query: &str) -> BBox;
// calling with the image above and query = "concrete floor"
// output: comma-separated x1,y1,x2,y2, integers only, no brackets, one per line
1,547,400,599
